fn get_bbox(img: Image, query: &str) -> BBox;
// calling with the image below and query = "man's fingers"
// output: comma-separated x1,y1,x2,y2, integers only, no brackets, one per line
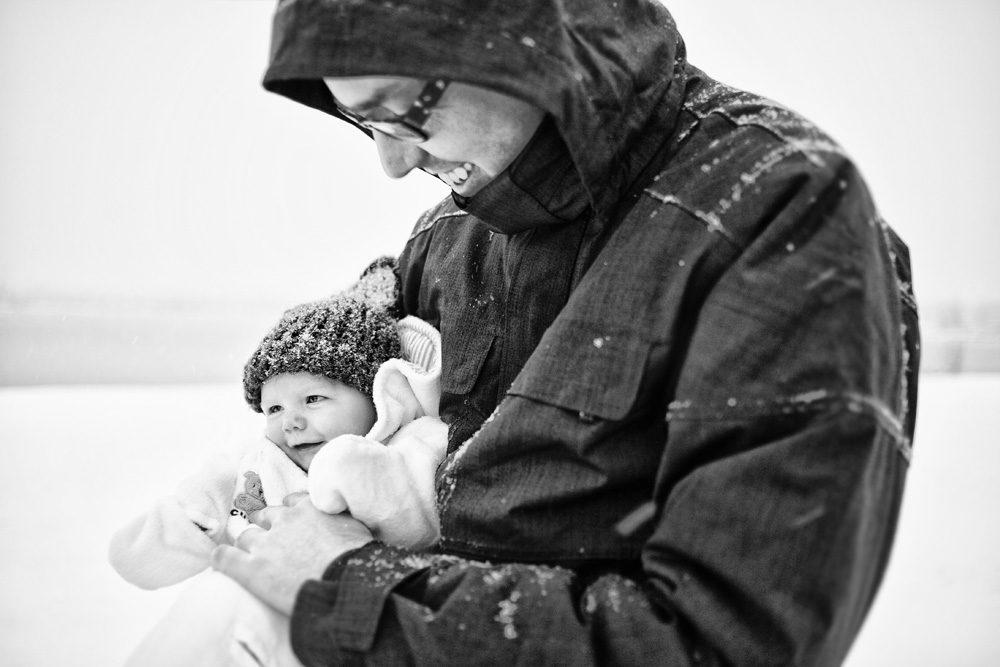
211,544,285,612
246,495,308,529
210,544,297,616
248,506,279,529
233,523,266,551
283,491,309,507
211,544,251,582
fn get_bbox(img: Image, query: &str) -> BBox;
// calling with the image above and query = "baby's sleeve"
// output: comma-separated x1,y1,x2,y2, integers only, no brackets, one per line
108,449,239,589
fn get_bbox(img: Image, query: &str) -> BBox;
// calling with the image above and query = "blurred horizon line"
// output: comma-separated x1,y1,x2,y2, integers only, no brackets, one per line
2,293,999,385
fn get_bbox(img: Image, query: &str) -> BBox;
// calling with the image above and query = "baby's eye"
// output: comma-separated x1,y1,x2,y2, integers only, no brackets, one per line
306,395,326,404
266,405,282,415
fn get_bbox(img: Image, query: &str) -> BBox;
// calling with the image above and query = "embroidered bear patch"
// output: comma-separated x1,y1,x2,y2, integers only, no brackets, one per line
233,470,266,513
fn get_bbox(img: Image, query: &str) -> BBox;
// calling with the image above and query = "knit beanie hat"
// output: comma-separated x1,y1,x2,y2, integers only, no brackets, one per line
243,257,402,412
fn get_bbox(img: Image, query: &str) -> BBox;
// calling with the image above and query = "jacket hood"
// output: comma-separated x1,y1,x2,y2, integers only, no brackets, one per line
263,0,685,216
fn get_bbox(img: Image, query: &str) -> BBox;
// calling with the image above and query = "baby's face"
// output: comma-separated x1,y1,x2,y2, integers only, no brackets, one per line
261,372,376,472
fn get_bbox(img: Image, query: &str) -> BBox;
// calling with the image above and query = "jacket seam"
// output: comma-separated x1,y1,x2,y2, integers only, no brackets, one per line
684,95,847,168
640,188,741,248
713,109,844,162
409,210,470,241
666,390,912,463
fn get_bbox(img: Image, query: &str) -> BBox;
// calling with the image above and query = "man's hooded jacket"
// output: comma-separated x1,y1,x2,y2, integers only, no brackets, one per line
263,1,920,665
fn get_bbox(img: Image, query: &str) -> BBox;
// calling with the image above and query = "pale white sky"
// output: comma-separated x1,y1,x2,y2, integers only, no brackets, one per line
0,0,997,308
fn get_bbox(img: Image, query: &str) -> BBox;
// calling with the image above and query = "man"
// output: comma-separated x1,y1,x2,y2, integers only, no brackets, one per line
214,1,920,665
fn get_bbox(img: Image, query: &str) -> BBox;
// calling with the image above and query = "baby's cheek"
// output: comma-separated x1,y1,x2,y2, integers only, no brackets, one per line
264,422,286,447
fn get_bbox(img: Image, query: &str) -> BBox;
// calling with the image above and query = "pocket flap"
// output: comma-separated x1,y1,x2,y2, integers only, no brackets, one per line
508,320,649,421
441,330,495,396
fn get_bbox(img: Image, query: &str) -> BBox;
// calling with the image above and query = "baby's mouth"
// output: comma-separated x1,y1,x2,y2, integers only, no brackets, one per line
439,162,474,189
292,441,324,451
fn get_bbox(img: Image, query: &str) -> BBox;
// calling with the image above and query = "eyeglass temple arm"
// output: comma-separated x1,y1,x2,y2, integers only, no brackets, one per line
403,79,450,126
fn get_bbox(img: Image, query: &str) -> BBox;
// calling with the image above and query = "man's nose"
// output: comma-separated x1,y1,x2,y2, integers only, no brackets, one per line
373,132,426,179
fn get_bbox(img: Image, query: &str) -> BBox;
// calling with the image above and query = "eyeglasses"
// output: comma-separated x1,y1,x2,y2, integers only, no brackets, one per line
332,79,450,143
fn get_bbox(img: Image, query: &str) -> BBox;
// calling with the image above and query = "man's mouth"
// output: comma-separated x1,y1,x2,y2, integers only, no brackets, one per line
439,162,474,189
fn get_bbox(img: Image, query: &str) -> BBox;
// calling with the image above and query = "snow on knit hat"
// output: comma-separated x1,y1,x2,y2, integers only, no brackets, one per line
243,257,401,412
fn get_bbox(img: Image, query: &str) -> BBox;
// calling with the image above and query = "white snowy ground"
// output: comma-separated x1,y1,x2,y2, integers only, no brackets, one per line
0,374,997,666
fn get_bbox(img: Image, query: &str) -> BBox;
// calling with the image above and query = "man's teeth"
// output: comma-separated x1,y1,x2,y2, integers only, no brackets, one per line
442,163,474,187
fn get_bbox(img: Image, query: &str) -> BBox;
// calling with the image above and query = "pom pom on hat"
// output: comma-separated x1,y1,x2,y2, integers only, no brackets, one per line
243,257,402,412
343,255,400,316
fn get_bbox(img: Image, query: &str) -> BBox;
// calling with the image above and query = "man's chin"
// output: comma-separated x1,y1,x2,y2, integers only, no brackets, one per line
450,174,491,198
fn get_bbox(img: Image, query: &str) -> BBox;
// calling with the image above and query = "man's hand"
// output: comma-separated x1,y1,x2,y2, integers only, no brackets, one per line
211,492,374,615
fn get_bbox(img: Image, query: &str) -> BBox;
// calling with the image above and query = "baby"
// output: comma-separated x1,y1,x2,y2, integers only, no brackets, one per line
109,257,446,591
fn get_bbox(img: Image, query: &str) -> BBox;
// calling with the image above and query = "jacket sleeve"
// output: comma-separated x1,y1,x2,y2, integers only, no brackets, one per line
290,175,917,665
290,403,908,667
108,448,240,589
292,353,915,663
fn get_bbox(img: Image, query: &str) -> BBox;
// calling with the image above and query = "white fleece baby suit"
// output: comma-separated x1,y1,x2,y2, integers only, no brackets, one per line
109,316,446,590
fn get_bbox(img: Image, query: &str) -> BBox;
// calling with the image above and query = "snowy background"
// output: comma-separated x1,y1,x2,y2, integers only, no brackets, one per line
1,0,998,665
3,373,997,666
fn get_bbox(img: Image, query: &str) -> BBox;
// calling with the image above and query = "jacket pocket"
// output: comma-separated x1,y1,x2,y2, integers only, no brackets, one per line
507,319,650,421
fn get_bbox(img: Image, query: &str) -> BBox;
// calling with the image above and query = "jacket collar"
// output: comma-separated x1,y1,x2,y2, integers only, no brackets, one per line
451,117,590,235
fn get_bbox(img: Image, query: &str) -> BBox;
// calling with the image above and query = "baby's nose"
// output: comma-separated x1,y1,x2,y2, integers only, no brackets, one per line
283,411,306,431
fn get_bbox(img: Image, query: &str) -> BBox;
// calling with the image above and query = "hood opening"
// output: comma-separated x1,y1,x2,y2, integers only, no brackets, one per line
263,0,686,216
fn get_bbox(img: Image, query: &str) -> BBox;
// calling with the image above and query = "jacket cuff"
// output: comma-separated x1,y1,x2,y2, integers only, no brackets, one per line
290,543,425,664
